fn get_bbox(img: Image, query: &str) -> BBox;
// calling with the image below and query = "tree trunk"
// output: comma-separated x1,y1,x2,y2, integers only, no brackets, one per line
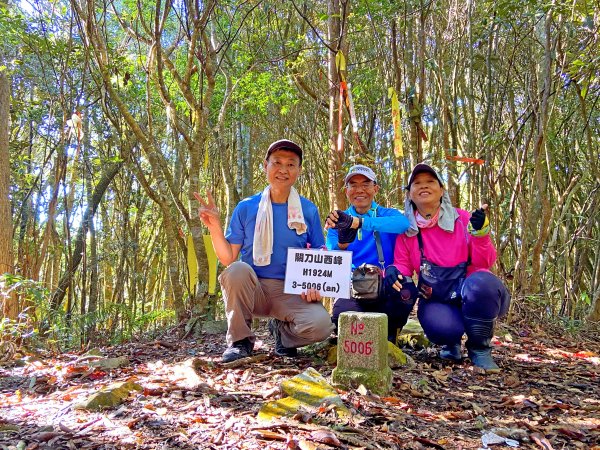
529,11,554,292
0,57,16,318
391,19,406,203
50,159,124,310
83,114,99,344
589,245,600,322
327,0,346,210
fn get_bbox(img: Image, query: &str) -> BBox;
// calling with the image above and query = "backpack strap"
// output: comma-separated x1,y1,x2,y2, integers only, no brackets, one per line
416,230,425,259
373,231,385,269
372,206,385,269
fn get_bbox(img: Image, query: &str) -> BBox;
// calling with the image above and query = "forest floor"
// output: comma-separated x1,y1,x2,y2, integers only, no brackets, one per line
0,318,599,450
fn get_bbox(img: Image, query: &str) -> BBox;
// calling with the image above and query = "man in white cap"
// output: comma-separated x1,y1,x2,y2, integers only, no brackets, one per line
325,164,412,342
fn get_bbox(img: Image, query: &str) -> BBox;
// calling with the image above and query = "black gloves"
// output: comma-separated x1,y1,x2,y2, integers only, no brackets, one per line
331,210,354,230
469,208,486,231
328,210,358,244
384,266,401,293
385,266,415,302
338,228,358,244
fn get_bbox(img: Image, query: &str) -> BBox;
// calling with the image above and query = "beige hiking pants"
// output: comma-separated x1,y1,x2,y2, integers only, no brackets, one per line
218,262,334,348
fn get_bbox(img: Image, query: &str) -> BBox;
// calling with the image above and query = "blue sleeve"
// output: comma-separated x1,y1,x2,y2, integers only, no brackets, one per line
361,208,410,234
326,227,340,250
225,203,245,244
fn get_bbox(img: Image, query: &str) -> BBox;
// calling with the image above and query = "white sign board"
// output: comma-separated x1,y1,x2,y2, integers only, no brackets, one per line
284,248,352,299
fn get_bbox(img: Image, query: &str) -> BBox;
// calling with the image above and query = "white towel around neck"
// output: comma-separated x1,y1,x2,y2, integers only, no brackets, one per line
253,186,307,266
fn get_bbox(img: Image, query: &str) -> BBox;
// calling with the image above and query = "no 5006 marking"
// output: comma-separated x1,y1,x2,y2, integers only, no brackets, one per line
343,340,373,355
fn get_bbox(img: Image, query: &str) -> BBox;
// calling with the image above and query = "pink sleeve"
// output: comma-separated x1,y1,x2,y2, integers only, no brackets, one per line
459,209,497,274
393,234,416,277
468,234,497,272
441,210,497,275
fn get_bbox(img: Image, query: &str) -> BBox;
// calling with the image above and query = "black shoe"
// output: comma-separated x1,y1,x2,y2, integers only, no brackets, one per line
440,344,463,362
222,338,253,363
268,319,298,357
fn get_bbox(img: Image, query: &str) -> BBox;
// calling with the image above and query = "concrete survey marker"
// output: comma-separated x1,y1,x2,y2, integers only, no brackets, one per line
331,312,392,395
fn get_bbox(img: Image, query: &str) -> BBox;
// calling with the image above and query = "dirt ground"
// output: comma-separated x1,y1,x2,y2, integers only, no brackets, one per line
0,320,598,450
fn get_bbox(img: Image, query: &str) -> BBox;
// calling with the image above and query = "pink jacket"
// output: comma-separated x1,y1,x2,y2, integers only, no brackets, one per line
393,209,496,277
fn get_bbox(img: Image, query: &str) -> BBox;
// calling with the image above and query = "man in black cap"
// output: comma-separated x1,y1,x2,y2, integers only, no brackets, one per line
195,139,333,363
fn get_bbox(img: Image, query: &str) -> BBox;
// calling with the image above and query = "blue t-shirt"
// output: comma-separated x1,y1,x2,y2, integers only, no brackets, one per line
326,202,409,269
225,192,325,280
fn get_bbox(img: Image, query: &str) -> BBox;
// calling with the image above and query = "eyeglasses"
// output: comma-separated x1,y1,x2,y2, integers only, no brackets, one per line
268,160,300,170
346,181,375,191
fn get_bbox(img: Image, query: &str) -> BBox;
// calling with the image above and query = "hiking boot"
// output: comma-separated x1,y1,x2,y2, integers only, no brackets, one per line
468,348,500,373
268,319,298,357
439,343,463,362
464,317,501,373
222,337,253,363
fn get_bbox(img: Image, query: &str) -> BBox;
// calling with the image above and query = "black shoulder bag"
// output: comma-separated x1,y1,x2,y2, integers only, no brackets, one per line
350,230,385,302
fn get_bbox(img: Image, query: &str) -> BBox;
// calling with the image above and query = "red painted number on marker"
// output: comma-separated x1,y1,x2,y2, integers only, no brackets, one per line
343,340,373,355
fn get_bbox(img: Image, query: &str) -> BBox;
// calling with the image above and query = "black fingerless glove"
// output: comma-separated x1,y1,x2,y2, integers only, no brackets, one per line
469,208,486,231
333,210,354,230
337,227,358,244
384,266,401,293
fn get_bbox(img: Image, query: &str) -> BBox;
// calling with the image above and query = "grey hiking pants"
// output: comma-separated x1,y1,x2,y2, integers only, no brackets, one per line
219,261,334,348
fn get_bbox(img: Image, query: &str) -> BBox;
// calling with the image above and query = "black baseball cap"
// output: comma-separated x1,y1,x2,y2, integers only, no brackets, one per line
265,139,303,165
407,163,444,188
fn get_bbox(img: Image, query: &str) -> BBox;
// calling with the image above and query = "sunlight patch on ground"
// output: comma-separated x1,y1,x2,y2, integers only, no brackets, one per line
513,352,567,365
543,348,599,365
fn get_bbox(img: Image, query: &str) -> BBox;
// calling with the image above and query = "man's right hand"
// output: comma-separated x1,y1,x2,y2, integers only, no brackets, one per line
194,191,222,231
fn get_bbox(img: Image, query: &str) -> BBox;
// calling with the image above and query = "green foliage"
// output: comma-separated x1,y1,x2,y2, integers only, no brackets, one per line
231,71,297,117
0,6,27,55
559,317,585,334
3,0,598,343
0,274,49,346
0,274,176,349
132,309,176,334
0,310,36,345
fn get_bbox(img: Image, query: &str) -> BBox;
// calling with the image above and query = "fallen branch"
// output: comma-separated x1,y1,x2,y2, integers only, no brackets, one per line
220,354,269,369
239,368,301,385
153,340,178,350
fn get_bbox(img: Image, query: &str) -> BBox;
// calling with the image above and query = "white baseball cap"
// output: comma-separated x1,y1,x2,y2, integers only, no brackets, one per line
344,164,377,184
